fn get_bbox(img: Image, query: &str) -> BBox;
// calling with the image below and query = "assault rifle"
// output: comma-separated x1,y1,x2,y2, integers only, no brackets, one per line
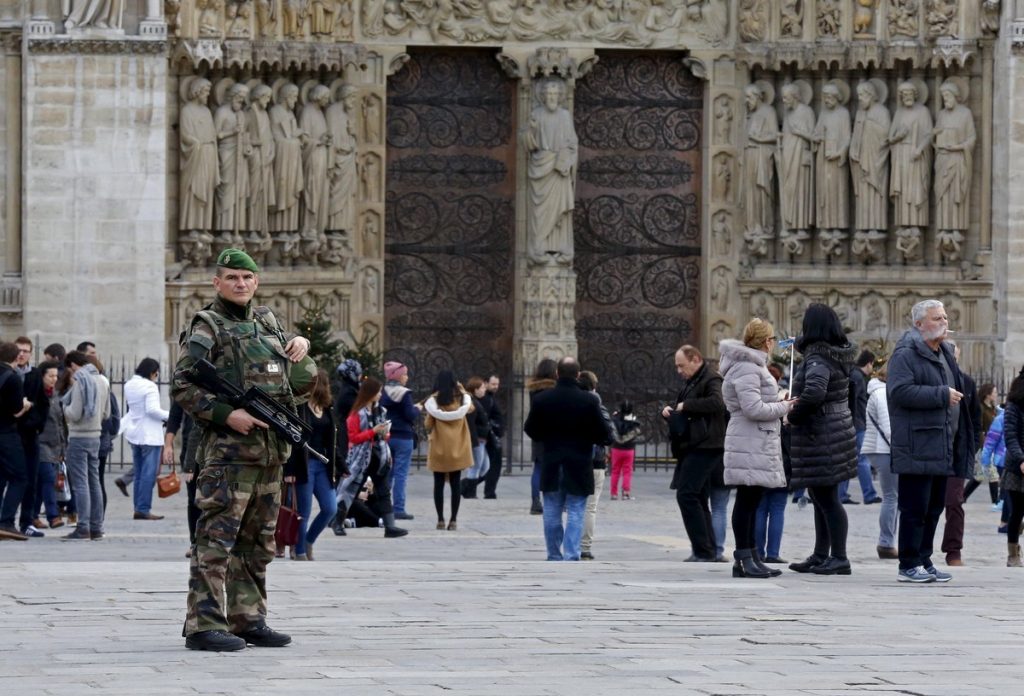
186,358,329,465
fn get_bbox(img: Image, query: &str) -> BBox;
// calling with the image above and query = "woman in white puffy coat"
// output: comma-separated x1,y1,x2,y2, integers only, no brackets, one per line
862,363,895,559
720,319,795,578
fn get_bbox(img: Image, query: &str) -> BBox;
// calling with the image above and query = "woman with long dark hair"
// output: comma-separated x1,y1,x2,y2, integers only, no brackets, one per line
424,370,473,530
527,359,557,515
284,369,341,560
334,377,407,539
1000,370,1024,567
786,303,858,575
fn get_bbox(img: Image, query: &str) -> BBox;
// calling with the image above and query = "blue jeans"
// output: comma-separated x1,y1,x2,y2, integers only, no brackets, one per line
710,486,731,558
870,453,898,547
840,430,878,502
66,437,102,533
542,490,587,561
131,443,162,515
296,457,339,556
388,437,414,515
754,488,789,558
37,460,60,521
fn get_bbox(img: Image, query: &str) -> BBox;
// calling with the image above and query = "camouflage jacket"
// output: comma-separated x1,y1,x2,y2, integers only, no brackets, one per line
171,295,300,467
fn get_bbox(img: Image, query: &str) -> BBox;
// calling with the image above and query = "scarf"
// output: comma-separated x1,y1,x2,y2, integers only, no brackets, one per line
62,363,100,419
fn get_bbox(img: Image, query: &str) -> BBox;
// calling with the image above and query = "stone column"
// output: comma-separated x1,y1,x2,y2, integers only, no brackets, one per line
21,35,168,362
27,0,55,34
139,0,168,36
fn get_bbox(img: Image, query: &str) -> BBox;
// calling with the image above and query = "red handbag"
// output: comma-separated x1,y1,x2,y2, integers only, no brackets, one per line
275,483,302,547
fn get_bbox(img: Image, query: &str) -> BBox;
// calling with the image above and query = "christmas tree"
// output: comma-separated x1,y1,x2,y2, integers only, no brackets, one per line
294,296,343,371
341,324,384,381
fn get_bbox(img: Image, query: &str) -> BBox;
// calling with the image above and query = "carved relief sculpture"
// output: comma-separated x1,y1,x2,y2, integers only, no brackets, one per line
713,94,734,144
196,0,224,36
888,80,931,260
742,81,778,256
326,83,358,235
360,153,381,201
738,0,768,41
713,152,733,201
362,212,380,257
853,0,876,35
980,0,1002,36
525,79,578,266
933,78,976,263
246,83,276,244
849,79,890,263
816,0,841,37
362,93,382,144
926,0,957,37
310,0,335,36
712,210,732,257
888,0,919,37
165,0,181,35
214,81,252,241
813,80,851,257
255,0,276,36
780,0,803,37
711,266,731,312
283,0,307,38
778,81,815,256
179,77,220,234
268,81,306,264
64,0,124,29
299,83,332,256
226,0,253,38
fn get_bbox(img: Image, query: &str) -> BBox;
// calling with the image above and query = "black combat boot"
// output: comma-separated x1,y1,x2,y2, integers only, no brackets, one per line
732,549,771,578
185,630,247,652
331,504,348,536
383,513,408,538
233,623,292,647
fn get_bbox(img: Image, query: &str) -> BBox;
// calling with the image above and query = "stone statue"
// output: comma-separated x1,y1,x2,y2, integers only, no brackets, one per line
980,0,1001,36
179,77,220,233
864,297,885,332
752,295,771,321
738,0,767,41
64,0,124,30
814,80,851,256
326,83,358,234
362,213,380,257
362,93,381,144
780,0,803,37
926,0,957,37
214,81,252,237
742,81,778,245
713,152,733,201
778,81,815,255
362,268,380,313
888,0,919,37
895,227,922,261
247,83,276,236
226,0,253,38
255,0,276,36
816,0,840,36
196,0,223,36
299,83,332,240
179,230,215,268
713,95,734,144
711,267,730,312
849,79,890,262
712,210,732,257
283,0,307,38
360,153,381,201
322,231,354,270
268,82,306,236
525,79,578,266
310,0,337,36
933,79,975,233
888,80,932,237
165,0,181,35
853,0,877,35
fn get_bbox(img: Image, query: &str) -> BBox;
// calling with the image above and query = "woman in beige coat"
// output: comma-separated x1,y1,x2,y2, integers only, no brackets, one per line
720,319,795,578
424,370,473,530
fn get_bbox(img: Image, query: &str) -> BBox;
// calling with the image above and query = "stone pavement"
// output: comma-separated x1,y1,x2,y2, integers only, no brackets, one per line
1,468,1021,695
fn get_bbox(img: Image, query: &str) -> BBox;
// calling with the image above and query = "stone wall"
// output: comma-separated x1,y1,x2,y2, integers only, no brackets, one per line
0,30,21,338
22,45,168,360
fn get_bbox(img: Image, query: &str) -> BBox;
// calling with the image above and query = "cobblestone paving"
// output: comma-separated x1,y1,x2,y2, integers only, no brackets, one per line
1,469,1019,695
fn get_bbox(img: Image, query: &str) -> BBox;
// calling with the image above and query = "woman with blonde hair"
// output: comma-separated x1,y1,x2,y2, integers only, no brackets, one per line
719,318,795,578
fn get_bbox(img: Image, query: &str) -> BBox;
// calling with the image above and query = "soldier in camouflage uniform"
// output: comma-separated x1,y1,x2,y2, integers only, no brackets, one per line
172,248,315,652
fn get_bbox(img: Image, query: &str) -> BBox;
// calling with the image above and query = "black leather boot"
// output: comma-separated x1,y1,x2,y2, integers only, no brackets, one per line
233,623,292,647
383,513,408,538
185,629,247,652
789,553,827,573
331,504,348,536
810,556,852,575
752,550,782,577
732,549,771,578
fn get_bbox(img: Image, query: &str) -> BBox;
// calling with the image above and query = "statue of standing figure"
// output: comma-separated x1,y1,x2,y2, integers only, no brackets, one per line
213,81,252,246
849,79,891,263
299,83,333,261
742,81,778,253
64,0,124,30
813,79,851,258
326,83,359,235
268,81,306,265
179,77,220,236
525,79,578,266
933,78,976,263
246,83,276,265
778,81,814,256
887,79,932,261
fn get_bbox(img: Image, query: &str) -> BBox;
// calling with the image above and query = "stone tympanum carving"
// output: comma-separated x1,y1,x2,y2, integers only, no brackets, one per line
525,79,578,266
888,0,918,37
738,0,768,41
933,78,976,263
778,80,815,256
888,79,931,260
65,0,124,30
780,0,803,37
214,80,251,238
326,83,358,234
742,81,778,252
816,0,841,37
850,79,891,263
926,0,957,37
814,80,851,257
179,77,220,233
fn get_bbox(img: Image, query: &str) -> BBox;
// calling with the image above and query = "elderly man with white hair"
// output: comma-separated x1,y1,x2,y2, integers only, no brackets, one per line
886,300,976,583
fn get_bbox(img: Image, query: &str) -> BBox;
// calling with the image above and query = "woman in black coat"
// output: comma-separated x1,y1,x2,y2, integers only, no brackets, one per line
1000,370,1024,567
786,303,858,576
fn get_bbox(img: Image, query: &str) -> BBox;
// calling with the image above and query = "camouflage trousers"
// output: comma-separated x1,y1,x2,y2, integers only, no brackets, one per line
185,462,282,635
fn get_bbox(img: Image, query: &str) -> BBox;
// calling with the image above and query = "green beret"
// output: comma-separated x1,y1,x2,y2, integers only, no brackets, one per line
288,355,318,398
216,248,260,273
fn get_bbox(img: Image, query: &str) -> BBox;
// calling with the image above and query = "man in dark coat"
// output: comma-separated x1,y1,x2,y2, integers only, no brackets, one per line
524,357,612,561
662,345,727,562
887,300,976,584
939,342,982,566
481,374,504,499
840,350,881,505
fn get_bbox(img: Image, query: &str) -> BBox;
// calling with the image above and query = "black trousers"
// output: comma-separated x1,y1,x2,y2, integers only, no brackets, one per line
483,439,503,498
674,448,720,559
17,433,39,529
0,431,27,527
808,484,848,560
897,473,947,570
731,485,764,550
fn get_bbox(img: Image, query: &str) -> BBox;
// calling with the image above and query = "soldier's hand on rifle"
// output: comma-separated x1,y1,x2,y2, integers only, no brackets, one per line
227,408,270,435
285,336,311,363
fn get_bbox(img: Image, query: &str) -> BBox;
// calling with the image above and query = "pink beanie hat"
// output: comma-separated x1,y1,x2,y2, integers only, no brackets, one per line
384,361,408,381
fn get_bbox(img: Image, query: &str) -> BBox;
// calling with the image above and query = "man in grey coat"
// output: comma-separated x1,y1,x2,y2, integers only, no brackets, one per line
887,299,975,584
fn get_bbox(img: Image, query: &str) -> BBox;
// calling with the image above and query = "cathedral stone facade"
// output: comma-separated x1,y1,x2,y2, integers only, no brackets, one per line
0,0,1020,422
